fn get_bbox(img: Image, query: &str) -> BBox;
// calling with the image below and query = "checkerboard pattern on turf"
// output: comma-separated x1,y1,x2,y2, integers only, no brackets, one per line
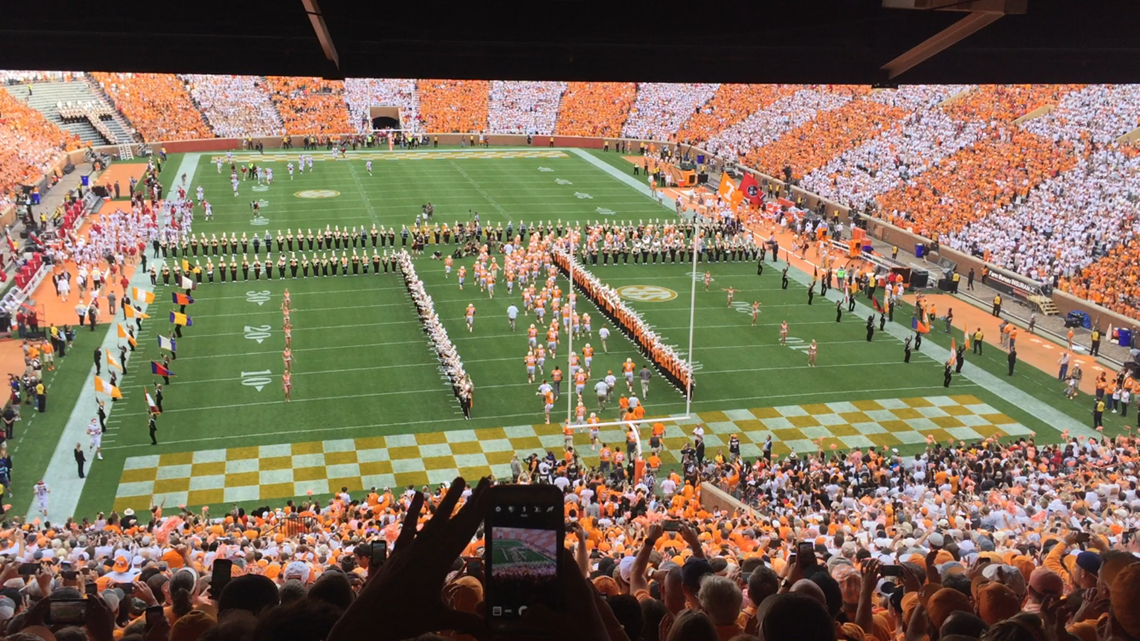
113,395,1029,511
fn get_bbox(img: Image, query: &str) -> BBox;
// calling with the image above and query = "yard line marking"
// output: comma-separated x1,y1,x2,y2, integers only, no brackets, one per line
183,284,408,301
177,337,426,360
119,361,448,387
449,160,508,216
347,162,380,224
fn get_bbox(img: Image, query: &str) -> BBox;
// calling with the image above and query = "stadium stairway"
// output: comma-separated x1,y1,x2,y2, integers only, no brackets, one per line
4,81,134,145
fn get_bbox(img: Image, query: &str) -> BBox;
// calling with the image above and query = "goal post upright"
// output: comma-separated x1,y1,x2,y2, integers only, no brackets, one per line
554,218,699,433
685,219,701,417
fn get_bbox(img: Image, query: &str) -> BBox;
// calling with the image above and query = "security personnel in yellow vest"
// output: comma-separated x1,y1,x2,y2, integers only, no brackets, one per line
951,271,961,293
973,328,984,355
1091,328,1102,356
892,246,899,260
433,136,439,148
550,136,555,148
992,294,1002,317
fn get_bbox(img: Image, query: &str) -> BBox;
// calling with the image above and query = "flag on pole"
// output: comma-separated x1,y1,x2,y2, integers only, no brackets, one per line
949,338,957,367
94,376,122,399
873,296,884,314
151,361,174,377
739,173,763,206
5,233,17,254
172,292,194,305
170,312,192,326
106,349,122,371
964,325,971,350
131,287,155,304
123,305,134,319
117,323,127,339
157,335,177,352
144,387,161,414
912,315,930,334
180,276,194,290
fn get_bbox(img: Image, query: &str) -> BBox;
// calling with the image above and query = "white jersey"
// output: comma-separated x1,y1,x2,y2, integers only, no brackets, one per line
34,483,49,500
599,327,610,341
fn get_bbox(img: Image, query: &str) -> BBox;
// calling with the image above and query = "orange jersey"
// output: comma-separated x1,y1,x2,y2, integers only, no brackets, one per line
582,346,594,358
622,362,635,373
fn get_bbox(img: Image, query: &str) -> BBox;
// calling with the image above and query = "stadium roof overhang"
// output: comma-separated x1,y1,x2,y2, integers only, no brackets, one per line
2,0,1139,84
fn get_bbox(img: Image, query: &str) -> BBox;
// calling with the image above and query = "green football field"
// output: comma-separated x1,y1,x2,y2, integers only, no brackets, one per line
34,146,1121,517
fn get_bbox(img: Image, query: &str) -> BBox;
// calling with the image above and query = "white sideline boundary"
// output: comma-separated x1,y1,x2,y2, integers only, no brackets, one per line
29,153,201,519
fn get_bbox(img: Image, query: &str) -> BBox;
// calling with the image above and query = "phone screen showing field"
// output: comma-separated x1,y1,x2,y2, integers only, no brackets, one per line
487,526,558,619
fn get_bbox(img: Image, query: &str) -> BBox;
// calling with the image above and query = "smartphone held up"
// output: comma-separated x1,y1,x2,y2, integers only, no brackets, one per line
484,484,564,633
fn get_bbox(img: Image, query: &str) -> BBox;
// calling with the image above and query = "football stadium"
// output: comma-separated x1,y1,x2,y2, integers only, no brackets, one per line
0,3,1139,640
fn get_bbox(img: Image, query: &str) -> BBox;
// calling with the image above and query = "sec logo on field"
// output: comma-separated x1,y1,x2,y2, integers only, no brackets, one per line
616,285,677,302
294,189,340,199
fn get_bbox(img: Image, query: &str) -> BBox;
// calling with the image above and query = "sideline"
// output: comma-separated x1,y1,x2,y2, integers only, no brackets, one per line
29,153,201,518
773,249,1098,440
570,149,675,213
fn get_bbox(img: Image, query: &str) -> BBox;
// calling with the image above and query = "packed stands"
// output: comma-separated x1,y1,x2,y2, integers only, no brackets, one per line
0,89,81,209
802,96,982,211
949,147,1140,284
1023,83,1140,147
183,74,284,138
0,434,1137,641
707,86,864,160
676,83,800,147
416,79,490,133
344,78,420,132
755,85,968,181
875,128,1077,238
554,82,636,137
487,81,565,135
748,96,907,181
944,83,1082,124
89,72,212,142
621,83,720,141
264,76,352,135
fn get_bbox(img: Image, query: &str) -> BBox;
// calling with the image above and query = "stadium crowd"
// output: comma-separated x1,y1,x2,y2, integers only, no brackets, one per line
89,73,212,142
417,80,491,134
707,87,862,161
555,82,637,137
0,90,81,209
622,84,721,142
0,426,1135,641
263,77,351,136
183,75,284,138
676,85,799,148
486,81,566,136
